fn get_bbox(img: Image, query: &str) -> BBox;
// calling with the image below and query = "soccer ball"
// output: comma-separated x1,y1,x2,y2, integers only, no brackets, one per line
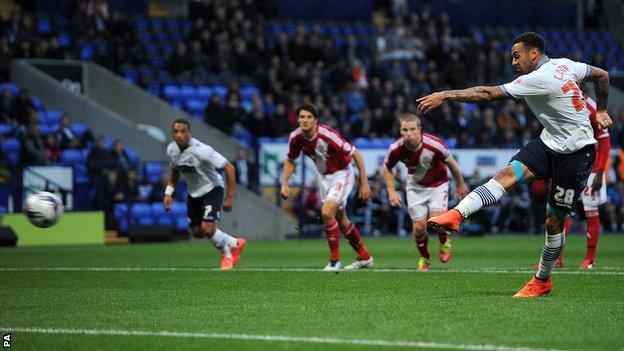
24,191,64,228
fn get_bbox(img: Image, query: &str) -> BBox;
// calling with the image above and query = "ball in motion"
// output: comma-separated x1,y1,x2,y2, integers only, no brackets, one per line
24,191,64,228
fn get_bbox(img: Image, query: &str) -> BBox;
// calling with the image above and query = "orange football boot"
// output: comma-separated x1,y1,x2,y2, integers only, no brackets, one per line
220,255,234,270
513,276,553,298
231,237,247,266
427,209,462,236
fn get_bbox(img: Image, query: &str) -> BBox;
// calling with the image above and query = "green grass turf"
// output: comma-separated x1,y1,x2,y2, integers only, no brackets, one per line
1,234,623,351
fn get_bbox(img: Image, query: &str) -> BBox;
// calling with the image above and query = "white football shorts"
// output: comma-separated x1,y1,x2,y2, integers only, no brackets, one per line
581,172,607,212
406,181,449,221
318,165,355,208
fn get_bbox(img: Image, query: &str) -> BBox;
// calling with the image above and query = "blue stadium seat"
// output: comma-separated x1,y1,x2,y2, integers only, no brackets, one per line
131,203,153,226
197,86,213,99
37,17,52,34
170,201,186,216
186,98,207,113
134,18,148,30
2,138,20,164
241,85,260,100
0,83,18,95
58,31,71,48
124,70,139,85
0,123,13,136
154,33,170,42
114,203,129,232
151,203,173,226
46,110,63,124
48,123,60,134
166,19,180,32
169,100,183,110
126,148,139,167
160,44,174,55
38,123,52,135
31,97,44,111
163,84,181,99
212,85,228,100
61,148,84,164
54,17,69,29
37,112,48,123
180,85,197,98
144,162,163,184
139,32,153,42
182,21,194,31
70,123,88,137
80,44,94,60
175,215,188,230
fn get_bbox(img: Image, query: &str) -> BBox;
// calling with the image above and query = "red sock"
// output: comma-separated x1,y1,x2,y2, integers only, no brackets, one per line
325,220,341,261
344,223,371,260
586,215,600,261
415,234,430,259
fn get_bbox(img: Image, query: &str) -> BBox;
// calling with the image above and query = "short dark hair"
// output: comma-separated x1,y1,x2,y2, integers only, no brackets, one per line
172,118,191,129
513,32,545,53
296,103,319,119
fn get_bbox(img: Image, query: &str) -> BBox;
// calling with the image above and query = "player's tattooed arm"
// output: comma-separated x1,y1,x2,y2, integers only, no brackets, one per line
586,66,609,111
444,86,507,103
417,86,506,114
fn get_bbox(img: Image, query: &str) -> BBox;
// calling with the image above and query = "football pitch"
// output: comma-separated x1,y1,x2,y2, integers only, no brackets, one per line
1,234,623,351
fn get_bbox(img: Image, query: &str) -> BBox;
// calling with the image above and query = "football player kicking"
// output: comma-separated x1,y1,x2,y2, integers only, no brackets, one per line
383,114,468,271
417,32,612,297
281,103,373,271
164,119,246,270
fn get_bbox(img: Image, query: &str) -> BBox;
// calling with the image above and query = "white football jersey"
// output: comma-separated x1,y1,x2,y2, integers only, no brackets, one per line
500,56,595,154
167,138,227,198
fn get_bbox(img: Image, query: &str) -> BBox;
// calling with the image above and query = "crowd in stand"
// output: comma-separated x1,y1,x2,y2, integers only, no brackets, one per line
2,0,624,233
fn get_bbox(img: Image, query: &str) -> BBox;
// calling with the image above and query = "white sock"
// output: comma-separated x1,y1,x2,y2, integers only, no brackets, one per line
536,231,566,280
455,179,506,217
210,229,235,257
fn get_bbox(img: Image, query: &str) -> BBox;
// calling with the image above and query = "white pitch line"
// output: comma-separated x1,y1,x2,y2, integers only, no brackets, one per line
0,326,579,351
0,266,623,275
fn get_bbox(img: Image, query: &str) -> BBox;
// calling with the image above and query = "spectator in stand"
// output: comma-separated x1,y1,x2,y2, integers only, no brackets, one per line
86,0,110,37
102,168,124,229
232,148,258,193
108,138,131,178
5,10,28,46
87,135,112,180
56,114,81,149
124,169,145,203
43,134,61,163
0,88,12,123
21,122,47,165
204,93,227,132
10,88,35,125
167,42,192,79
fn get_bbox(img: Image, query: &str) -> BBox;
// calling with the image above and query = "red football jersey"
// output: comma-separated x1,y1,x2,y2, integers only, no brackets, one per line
287,124,354,175
384,132,451,187
586,96,611,172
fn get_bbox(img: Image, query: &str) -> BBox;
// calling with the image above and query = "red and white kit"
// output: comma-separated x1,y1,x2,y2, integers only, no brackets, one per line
384,133,452,220
287,124,356,207
582,96,611,212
